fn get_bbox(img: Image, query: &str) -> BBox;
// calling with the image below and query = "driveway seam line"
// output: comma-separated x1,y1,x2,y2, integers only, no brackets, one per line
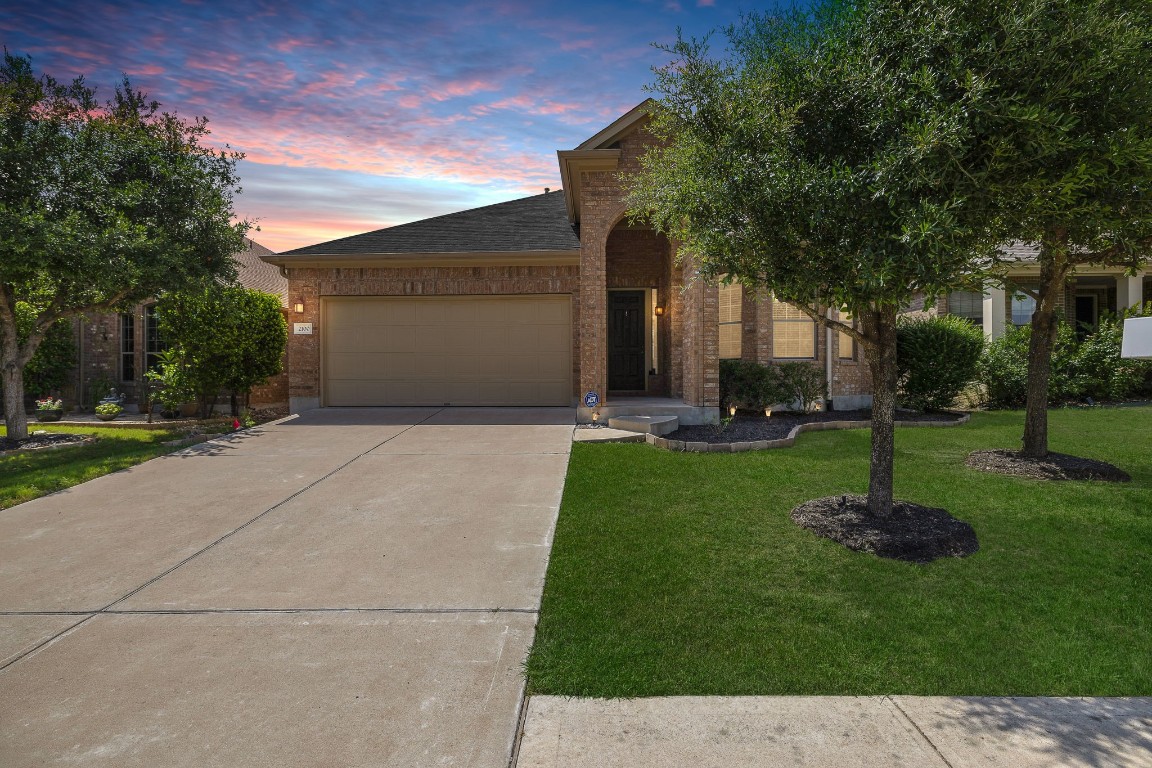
0,613,95,673
1,607,540,615
889,696,956,768
99,407,447,613
109,607,540,615
0,409,450,673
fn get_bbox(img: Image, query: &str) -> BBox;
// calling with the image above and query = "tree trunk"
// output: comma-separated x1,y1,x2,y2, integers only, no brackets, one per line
229,391,238,418
1,361,29,440
861,306,899,518
1021,233,1071,458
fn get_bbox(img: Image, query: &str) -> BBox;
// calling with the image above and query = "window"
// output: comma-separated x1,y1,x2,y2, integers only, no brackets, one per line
120,313,136,381
837,312,855,360
948,291,984,329
772,298,815,358
144,304,166,372
719,283,742,359
1011,287,1037,326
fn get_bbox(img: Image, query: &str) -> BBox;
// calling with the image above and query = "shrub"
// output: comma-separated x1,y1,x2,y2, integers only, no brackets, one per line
1073,310,1152,401
978,312,1150,409
719,359,790,410
896,314,984,411
977,325,1030,408
776,362,826,412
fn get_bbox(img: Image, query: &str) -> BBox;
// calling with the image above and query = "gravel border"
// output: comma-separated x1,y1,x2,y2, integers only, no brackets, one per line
644,411,970,453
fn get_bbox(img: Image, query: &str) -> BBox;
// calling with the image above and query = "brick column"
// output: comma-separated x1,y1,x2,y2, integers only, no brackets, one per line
287,269,321,413
678,254,720,410
577,226,607,422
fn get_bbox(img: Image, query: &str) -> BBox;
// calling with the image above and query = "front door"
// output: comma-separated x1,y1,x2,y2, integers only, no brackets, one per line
608,291,646,391
1074,294,1097,339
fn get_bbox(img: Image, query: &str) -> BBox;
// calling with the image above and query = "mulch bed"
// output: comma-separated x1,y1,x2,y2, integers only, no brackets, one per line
791,495,979,564
0,432,95,453
966,449,1131,483
667,409,963,444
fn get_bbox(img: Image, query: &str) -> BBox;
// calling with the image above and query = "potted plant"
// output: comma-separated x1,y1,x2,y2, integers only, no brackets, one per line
94,402,123,421
35,397,64,422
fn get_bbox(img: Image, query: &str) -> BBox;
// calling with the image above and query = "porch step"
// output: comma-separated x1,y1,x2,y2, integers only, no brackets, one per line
607,414,679,436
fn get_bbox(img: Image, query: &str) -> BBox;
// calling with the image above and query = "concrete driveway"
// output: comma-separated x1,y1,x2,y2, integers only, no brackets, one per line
0,407,574,767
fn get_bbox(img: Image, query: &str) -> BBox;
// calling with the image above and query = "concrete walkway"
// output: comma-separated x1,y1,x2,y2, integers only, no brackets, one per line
0,407,575,767
516,695,1152,767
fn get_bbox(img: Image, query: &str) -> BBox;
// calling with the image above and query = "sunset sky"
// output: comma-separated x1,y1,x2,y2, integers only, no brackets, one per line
2,0,759,253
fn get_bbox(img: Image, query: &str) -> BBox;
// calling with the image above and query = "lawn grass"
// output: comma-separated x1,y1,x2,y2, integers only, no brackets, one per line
0,424,184,510
526,407,1152,697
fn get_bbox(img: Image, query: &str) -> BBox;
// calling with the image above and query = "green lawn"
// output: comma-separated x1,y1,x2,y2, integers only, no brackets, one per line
526,407,1152,697
0,425,185,510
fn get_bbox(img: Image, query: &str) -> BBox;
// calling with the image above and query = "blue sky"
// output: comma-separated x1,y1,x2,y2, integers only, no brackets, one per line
2,0,767,251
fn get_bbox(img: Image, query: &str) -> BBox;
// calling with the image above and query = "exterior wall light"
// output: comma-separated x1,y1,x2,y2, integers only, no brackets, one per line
654,306,666,317
293,300,305,313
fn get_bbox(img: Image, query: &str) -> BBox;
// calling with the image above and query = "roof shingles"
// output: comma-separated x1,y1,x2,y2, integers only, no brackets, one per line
280,190,579,257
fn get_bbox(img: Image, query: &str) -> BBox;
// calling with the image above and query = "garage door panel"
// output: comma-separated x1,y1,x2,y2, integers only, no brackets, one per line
414,354,448,378
535,355,571,380
444,355,482,378
538,325,570,349
324,296,572,407
537,301,571,325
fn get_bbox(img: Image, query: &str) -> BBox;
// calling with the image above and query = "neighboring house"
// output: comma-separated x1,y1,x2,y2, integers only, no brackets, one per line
939,242,1151,340
62,238,290,411
264,102,870,424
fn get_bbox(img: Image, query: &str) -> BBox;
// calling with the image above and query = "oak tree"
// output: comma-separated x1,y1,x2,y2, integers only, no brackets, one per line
0,53,246,438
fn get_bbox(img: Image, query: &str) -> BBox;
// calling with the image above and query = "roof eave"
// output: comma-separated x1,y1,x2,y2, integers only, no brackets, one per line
262,250,581,270
557,149,622,225
576,99,653,150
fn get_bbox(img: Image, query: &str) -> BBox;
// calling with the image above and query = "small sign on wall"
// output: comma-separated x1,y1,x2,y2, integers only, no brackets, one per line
293,322,314,335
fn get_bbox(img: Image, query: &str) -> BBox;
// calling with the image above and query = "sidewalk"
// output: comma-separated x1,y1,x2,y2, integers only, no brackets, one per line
516,695,1152,767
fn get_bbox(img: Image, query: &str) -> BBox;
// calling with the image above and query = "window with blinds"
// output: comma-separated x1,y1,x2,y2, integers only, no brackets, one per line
772,298,815,358
838,312,855,360
719,282,742,359
948,291,984,328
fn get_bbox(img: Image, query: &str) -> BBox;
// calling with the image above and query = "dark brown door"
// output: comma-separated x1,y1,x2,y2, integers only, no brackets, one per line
608,291,646,391
1074,295,1096,339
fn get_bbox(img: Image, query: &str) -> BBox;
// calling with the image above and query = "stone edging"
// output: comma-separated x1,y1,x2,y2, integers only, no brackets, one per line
643,412,971,453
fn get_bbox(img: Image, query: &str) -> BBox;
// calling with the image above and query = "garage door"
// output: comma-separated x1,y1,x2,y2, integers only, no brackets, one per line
324,296,572,406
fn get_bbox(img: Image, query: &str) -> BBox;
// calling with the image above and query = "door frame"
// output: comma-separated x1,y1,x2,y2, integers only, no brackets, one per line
606,288,653,393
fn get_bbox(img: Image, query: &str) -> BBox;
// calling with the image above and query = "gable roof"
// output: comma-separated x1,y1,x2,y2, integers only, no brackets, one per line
234,238,288,306
558,100,652,224
275,190,579,260
576,99,653,150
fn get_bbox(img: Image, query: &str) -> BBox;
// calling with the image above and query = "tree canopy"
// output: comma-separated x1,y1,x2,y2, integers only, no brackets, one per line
628,2,1002,516
0,52,247,438
936,0,1152,457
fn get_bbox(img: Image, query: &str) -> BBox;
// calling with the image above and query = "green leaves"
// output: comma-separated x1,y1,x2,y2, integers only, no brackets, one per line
0,52,248,436
155,286,287,405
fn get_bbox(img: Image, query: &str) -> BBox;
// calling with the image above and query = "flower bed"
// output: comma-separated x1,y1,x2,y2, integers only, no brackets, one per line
650,409,968,452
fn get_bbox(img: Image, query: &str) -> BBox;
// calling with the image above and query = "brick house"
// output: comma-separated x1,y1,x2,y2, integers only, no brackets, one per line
264,102,871,424
938,243,1151,340
63,238,290,411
